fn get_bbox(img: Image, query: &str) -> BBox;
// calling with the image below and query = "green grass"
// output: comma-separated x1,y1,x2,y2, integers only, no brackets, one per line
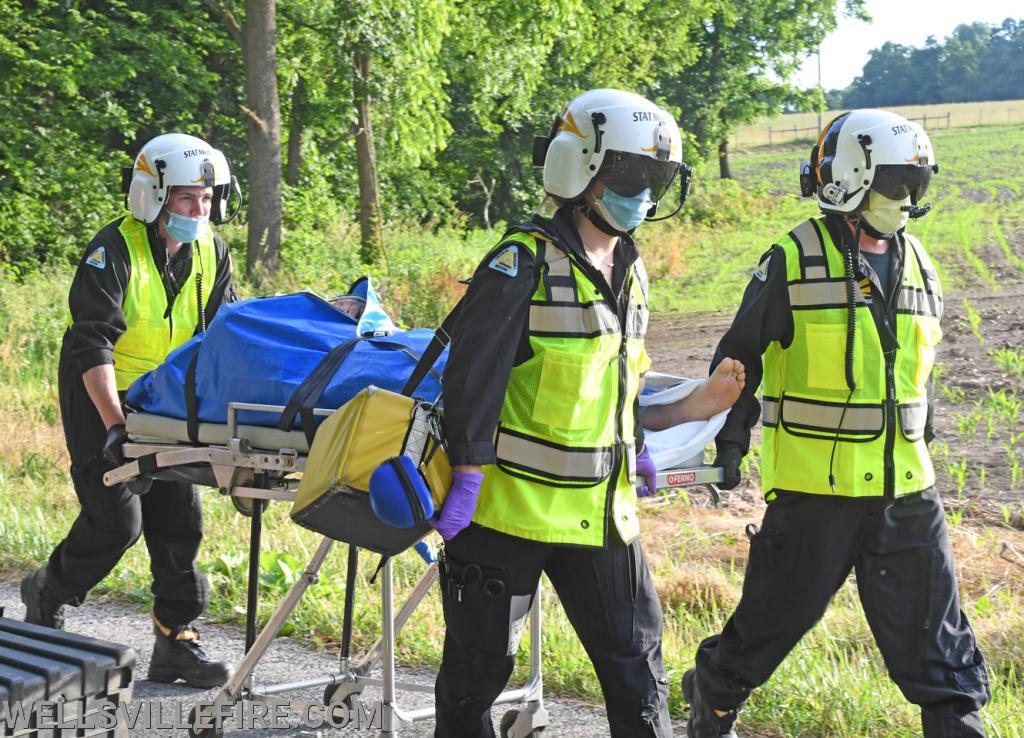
4,123,1024,736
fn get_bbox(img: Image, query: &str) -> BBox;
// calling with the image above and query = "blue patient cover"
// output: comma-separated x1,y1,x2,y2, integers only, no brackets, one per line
125,283,447,428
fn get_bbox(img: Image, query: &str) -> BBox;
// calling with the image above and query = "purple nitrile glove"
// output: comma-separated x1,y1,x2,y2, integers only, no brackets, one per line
636,446,657,497
430,471,484,541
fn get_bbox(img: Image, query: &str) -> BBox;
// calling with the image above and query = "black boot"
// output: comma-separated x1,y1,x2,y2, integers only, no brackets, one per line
682,669,738,738
148,620,234,689
20,568,66,630
922,701,987,738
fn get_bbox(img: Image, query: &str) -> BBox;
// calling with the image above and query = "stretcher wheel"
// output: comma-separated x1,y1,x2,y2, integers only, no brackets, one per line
500,709,544,737
126,476,152,496
323,682,359,714
231,496,267,517
187,705,224,738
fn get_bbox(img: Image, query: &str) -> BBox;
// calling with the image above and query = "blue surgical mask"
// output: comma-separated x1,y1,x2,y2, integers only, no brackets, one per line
593,187,653,233
165,211,208,244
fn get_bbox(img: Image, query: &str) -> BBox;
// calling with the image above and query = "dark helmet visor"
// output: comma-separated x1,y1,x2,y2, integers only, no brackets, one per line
596,151,680,202
872,164,933,202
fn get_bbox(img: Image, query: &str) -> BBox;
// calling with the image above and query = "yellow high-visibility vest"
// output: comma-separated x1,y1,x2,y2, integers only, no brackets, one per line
472,231,651,546
110,216,216,391
761,217,942,497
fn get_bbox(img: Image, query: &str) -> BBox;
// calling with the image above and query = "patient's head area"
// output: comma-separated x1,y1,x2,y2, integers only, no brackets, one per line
330,294,366,319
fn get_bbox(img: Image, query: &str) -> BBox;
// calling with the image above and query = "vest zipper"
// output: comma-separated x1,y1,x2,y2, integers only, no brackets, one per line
884,357,896,499
881,242,903,501
604,331,627,545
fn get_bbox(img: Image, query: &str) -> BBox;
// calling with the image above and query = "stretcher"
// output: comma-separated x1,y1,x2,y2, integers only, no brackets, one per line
103,373,724,738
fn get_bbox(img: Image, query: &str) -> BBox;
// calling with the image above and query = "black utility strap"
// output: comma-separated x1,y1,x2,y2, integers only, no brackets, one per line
185,350,201,444
401,298,464,397
137,453,160,475
278,338,360,443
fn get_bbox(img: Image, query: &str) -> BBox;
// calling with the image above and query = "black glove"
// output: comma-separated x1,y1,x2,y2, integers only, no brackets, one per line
714,445,744,490
103,423,127,466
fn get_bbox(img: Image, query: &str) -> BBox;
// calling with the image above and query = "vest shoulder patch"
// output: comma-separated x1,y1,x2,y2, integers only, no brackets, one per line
753,253,771,281
488,245,519,277
85,246,106,270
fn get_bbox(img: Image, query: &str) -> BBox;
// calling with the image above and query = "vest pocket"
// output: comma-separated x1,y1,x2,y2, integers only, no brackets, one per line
533,349,605,430
898,402,928,442
805,323,861,391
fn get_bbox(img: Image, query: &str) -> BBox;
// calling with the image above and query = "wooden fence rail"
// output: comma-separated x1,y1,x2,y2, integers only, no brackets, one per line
765,111,953,148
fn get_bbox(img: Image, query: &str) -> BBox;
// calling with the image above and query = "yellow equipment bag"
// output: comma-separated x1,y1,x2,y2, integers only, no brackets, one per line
290,385,451,554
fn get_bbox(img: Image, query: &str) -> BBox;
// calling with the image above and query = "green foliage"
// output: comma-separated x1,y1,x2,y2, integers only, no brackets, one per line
0,0,240,272
662,0,865,161
835,19,1024,108
1,0,879,267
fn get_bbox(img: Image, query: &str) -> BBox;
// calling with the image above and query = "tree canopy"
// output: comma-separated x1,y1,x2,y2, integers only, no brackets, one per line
830,18,1024,109
0,0,877,275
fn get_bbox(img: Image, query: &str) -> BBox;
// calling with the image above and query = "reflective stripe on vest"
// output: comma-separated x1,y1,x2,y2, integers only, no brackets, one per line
495,427,613,484
111,216,216,391
760,217,939,497
471,230,648,546
529,301,619,337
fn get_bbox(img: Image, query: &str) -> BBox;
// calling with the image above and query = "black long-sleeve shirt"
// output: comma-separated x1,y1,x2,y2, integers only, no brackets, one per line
713,214,934,456
63,216,236,375
444,208,644,466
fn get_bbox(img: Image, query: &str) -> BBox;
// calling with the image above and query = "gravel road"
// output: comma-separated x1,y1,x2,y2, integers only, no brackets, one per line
1,581,688,737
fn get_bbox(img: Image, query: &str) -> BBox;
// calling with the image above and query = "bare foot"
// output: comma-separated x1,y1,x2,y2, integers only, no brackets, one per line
640,358,746,430
703,357,746,415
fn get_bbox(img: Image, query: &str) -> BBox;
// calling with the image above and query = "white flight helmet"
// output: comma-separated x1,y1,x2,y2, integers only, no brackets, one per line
124,133,241,225
534,89,685,206
800,109,938,215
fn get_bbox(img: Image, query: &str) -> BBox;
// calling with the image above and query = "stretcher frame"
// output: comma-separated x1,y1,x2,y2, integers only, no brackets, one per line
104,396,723,738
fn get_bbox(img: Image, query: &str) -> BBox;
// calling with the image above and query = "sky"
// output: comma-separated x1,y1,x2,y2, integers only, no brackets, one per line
795,0,1021,91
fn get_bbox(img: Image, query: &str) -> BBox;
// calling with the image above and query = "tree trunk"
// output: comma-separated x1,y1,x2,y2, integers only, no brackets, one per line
285,74,306,187
718,137,732,179
243,0,283,278
354,47,384,266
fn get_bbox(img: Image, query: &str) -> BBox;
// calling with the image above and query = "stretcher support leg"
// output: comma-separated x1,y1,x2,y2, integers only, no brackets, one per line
210,537,336,712
341,544,359,661
245,501,265,653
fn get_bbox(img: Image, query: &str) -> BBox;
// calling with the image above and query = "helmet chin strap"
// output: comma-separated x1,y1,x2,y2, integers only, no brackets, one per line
581,203,627,237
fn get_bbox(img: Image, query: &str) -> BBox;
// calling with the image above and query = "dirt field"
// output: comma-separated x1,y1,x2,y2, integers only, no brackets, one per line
645,283,1024,522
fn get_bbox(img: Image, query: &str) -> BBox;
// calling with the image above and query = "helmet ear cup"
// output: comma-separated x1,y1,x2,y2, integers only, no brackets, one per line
532,112,562,167
799,161,815,198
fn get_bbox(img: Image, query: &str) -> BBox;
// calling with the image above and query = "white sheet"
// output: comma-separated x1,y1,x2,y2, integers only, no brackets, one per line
640,377,728,469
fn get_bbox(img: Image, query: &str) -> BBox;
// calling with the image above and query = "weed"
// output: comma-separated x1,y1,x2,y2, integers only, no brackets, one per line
947,505,966,528
990,347,1024,380
962,298,985,345
947,458,969,499
1008,446,1023,490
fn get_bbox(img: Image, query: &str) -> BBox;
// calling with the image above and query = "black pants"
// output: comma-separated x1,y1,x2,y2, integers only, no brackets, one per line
43,353,209,628
435,524,672,738
695,490,990,735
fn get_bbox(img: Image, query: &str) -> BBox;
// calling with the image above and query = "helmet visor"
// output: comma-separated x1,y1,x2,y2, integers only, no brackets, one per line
872,164,933,202
596,151,680,202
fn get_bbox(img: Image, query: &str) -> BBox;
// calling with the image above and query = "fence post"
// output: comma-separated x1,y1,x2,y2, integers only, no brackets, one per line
768,127,773,147
947,111,951,128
